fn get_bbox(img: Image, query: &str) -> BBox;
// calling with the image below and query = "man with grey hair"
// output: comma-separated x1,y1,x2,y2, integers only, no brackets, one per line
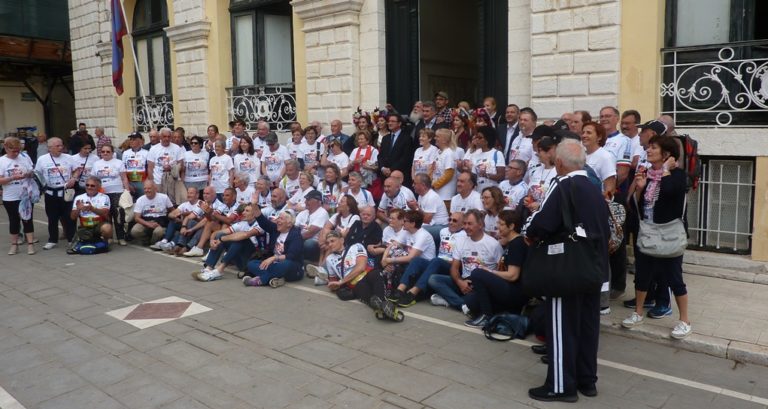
523,138,610,402
143,128,160,150
253,120,270,157
146,127,184,190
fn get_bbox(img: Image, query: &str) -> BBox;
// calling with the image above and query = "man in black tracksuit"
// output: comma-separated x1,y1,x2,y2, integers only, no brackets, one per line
524,139,610,402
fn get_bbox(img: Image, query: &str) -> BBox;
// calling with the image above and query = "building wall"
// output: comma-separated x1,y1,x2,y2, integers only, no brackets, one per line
508,0,531,107
0,82,45,135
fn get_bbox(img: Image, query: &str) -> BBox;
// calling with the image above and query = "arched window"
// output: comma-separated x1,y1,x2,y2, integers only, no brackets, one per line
133,0,170,96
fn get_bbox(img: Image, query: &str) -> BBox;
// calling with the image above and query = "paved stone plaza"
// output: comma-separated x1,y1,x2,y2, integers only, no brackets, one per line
0,212,767,408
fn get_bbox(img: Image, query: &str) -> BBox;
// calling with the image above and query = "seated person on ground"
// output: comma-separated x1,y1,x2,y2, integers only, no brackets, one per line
154,186,205,254
427,209,502,314
295,189,330,266
382,210,437,307
183,187,239,257
320,230,370,298
69,176,112,251
242,208,304,288
316,195,361,279
367,208,407,264
130,180,175,246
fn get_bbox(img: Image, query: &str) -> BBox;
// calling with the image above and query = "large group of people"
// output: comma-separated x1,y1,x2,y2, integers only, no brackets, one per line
0,94,693,403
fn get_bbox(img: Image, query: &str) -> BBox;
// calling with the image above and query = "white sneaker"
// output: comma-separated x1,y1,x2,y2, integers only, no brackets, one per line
313,276,328,286
430,293,449,307
183,246,204,257
201,250,210,260
600,307,611,315
305,264,327,280
193,268,221,282
622,312,644,328
671,321,692,339
160,241,175,251
42,242,57,250
150,239,167,250
118,239,127,246
461,304,471,317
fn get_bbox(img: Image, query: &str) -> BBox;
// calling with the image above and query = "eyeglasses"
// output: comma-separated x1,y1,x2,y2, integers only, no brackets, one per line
100,151,112,154
85,184,98,188
449,218,461,223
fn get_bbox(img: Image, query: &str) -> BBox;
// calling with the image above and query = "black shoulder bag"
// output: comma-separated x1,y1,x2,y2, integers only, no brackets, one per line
521,181,604,297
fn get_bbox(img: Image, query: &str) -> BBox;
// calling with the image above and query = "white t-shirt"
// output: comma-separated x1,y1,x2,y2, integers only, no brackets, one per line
326,242,367,281
404,228,436,260
382,226,408,246
484,213,499,237
327,151,350,170
412,145,439,176
625,133,643,162
433,148,457,200
450,190,483,212
378,186,416,213
328,213,361,233
418,189,449,225
604,132,633,167
527,165,557,204
349,146,379,168
261,145,290,182
235,185,255,204
286,142,309,162
437,228,466,262
225,135,241,153
183,150,210,183
229,219,263,245
0,154,34,200
274,231,289,256
92,158,125,194
212,199,239,218
295,207,330,240
177,200,198,216
209,154,234,193
122,149,148,183
452,233,503,278
498,179,528,210
147,143,184,184
35,153,76,189
252,136,268,159
346,188,376,208
301,141,325,170
233,153,261,186
134,193,174,219
507,134,534,164
288,186,315,207
464,148,504,191
586,147,617,188
280,175,302,199
71,153,99,188
318,181,347,211
72,192,110,227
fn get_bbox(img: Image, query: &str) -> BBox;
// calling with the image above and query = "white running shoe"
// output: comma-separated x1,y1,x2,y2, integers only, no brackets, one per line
193,268,221,282
150,239,167,250
183,246,204,257
671,321,692,339
622,312,644,328
313,276,328,286
430,293,449,307
305,264,327,279
461,304,471,317
42,242,57,250
159,241,175,251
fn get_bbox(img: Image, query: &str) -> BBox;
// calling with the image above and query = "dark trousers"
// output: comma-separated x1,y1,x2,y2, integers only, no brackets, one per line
3,200,34,235
545,292,600,394
353,270,387,306
44,193,75,243
609,234,628,292
106,193,126,240
463,268,527,316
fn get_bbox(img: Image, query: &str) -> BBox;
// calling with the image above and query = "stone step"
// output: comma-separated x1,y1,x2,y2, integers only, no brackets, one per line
628,249,768,285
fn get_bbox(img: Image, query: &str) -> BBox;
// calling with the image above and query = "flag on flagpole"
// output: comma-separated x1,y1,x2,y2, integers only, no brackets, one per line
110,0,128,95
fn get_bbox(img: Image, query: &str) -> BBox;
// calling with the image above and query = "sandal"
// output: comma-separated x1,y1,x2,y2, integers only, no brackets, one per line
370,296,405,322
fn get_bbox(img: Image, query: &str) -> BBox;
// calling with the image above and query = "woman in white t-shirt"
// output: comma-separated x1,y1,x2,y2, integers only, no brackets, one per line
348,131,379,188
92,144,130,243
381,210,436,277
182,136,210,194
524,136,558,213
321,139,350,178
582,121,617,198
461,126,504,192
71,142,99,195
232,135,260,187
432,128,458,201
0,137,37,254
233,173,256,205
344,171,375,208
481,186,505,239
286,128,309,163
301,126,324,174
287,171,316,212
317,194,362,264
318,163,347,214
411,129,439,180
208,140,235,197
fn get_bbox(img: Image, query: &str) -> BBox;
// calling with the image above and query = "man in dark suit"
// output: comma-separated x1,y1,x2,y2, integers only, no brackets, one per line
523,139,610,402
411,101,448,149
379,114,414,187
497,104,520,163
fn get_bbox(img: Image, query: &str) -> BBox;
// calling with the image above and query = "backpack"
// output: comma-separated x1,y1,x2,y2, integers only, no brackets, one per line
482,313,529,341
677,134,702,191
607,201,626,254
72,240,109,255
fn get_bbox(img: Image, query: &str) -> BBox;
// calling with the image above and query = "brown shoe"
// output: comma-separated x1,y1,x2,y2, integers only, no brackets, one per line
174,247,186,257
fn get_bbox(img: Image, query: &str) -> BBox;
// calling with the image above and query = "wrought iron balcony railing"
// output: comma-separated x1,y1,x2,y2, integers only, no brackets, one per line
660,40,768,127
130,94,174,132
226,83,297,132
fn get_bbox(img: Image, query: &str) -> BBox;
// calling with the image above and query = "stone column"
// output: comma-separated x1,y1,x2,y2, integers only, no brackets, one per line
165,19,212,136
530,0,621,119
292,0,364,131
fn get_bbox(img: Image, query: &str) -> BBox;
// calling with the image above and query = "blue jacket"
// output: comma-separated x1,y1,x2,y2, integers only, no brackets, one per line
255,213,304,264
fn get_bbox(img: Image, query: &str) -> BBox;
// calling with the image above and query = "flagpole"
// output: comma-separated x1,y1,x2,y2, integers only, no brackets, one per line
117,0,155,131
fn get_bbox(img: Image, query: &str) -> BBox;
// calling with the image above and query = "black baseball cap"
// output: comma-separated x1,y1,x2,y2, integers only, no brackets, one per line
638,120,667,136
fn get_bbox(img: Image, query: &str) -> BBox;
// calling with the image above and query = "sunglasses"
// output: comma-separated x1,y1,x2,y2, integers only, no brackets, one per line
85,184,98,188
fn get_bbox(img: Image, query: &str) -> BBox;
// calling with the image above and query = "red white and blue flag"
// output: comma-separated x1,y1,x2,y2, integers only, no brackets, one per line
110,0,127,95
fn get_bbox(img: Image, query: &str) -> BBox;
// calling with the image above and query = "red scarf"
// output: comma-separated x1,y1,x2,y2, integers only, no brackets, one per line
353,146,372,173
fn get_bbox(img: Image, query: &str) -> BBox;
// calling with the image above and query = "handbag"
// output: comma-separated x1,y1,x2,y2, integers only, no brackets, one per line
521,181,604,297
634,192,687,258
49,154,76,201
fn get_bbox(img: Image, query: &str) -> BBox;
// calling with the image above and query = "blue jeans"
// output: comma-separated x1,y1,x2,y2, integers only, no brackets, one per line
164,219,182,242
400,257,447,292
205,238,255,271
304,239,320,263
428,274,465,309
172,220,202,248
246,259,303,284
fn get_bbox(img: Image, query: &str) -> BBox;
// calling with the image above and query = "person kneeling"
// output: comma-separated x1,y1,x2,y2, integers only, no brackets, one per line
69,176,112,254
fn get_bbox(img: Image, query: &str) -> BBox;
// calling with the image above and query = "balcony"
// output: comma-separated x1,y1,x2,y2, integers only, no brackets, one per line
130,94,174,132
226,83,296,132
660,40,768,127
